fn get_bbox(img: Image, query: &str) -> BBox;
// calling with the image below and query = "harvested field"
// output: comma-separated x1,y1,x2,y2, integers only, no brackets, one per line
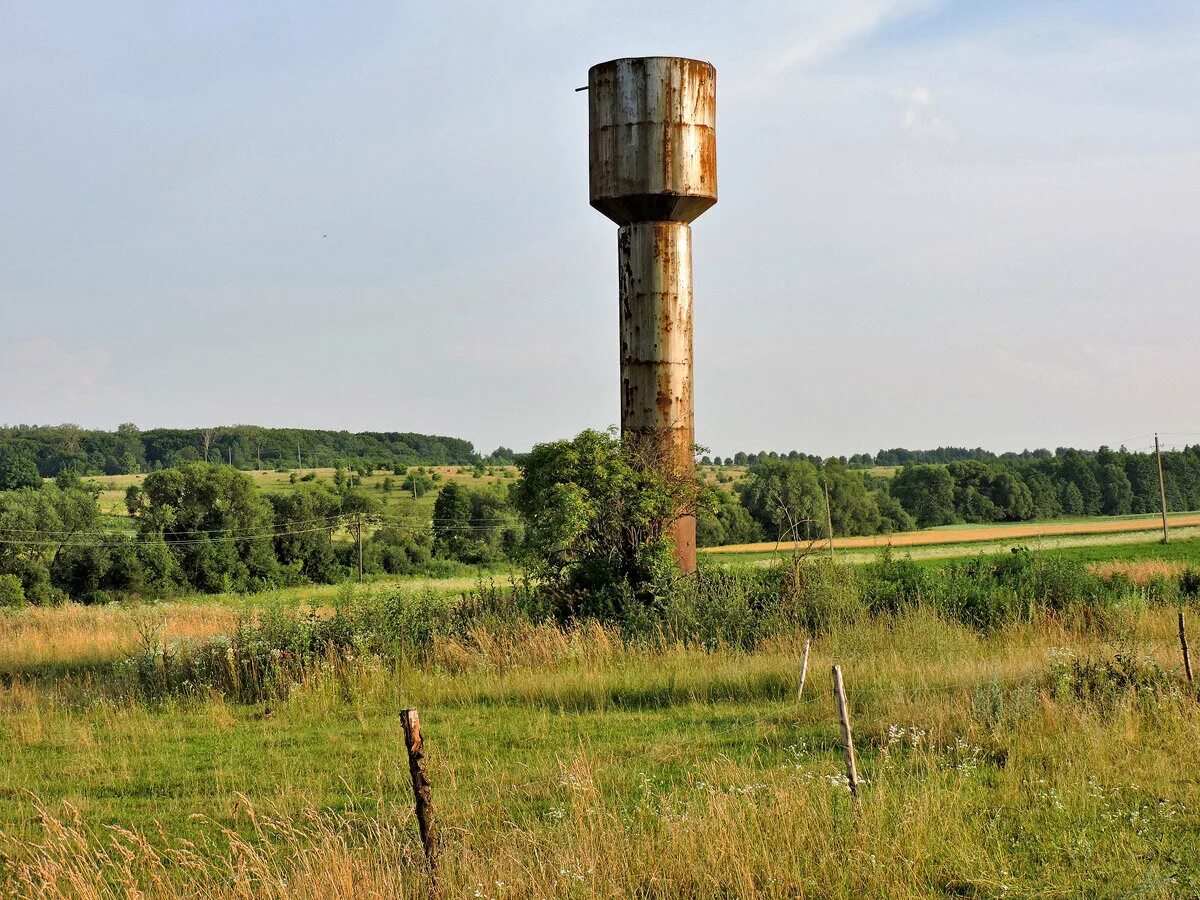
708,513,1200,554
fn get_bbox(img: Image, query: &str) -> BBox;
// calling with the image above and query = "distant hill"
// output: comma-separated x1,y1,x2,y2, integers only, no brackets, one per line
0,424,479,476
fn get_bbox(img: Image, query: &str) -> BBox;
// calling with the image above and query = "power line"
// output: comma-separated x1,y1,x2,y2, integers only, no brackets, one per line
0,513,350,537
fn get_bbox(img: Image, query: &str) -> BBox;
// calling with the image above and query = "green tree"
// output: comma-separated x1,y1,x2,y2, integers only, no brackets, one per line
874,490,917,533
1023,470,1062,519
402,472,434,498
1099,463,1133,516
1058,481,1085,516
737,457,825,541
947,461,1001,523
696,485,761,548
1058,452,1102,515
513,429,692,618
0,448,42,491
823,462,884,535
0,484,104,604
890,465,956,528
126,463,277,593
989,472,1035,521
366,526,433,575
0,573,24,607
432,482,516,563
269,483,344,583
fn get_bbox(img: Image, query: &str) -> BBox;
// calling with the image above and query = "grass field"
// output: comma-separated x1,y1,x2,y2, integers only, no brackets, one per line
9,476,1200,896
2,596,1197,897
82,465,520,520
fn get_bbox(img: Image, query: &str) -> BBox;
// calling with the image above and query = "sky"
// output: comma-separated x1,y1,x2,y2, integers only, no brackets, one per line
2,1,1198,458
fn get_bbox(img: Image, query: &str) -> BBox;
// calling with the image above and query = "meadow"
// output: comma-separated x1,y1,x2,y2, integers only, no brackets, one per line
2,543,1199,898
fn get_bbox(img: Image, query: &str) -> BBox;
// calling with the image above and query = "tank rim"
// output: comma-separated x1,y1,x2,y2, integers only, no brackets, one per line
588,57,714,77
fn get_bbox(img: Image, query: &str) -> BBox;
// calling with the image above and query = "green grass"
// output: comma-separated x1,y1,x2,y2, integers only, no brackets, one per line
1,603,1199,897
911,534,1200,571
5,533,1200,896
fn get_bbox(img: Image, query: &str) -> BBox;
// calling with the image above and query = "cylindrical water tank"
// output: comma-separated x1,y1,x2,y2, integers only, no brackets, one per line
588,57,717,225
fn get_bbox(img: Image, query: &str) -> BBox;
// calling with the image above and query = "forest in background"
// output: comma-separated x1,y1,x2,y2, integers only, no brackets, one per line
0,424,494,475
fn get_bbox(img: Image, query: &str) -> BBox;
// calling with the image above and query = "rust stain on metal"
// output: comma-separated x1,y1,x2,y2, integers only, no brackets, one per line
589,57,716,573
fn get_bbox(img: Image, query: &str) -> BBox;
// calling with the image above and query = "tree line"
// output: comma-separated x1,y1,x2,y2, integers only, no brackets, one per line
696,444,1200,546
1,431,1198,605
703,445,1109,468
0,424,508,478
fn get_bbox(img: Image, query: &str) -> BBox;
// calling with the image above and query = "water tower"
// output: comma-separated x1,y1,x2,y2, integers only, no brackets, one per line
587,57,717,572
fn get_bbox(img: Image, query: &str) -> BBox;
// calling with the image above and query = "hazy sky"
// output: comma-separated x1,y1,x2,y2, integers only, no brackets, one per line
2,1,1198,458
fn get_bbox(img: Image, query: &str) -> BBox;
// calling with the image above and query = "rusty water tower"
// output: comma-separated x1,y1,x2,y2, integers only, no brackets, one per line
588,56,717,572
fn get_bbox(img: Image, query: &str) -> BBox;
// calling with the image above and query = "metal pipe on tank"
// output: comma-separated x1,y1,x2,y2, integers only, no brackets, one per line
588,57,717,573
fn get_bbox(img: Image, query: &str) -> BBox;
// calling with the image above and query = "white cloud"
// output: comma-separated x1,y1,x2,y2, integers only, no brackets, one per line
738,0,940,94
891,84,960,145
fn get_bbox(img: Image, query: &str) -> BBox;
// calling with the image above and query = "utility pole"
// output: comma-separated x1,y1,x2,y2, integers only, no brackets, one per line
297,441,302,470
1156,433,1170,544
355,514,364,583
823,479,836,561
228,447,233,467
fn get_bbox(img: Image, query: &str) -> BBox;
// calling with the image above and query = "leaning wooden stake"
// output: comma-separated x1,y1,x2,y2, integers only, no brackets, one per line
1180,610,1194,685
797,639,812,701
400,708,438,876
831,665,861,812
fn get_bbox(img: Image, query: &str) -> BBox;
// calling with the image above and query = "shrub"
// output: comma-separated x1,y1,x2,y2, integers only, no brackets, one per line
514,429,695,622
649,561,864,650
770,560,865,636
654,565,772,650
0,574,25,608
1046,648,1179,710
1180,568,1200,600
860,548,929,615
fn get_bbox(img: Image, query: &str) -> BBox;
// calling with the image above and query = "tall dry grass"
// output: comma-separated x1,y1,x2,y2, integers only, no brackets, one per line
1089,558,1186,584
1,607,1197,897
0,604,236,672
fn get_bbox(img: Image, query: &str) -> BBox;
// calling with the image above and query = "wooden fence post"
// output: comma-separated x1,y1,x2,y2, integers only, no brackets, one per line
400,708,438,876
797,639,811,701
831,665,861,812
1180,610,1194,685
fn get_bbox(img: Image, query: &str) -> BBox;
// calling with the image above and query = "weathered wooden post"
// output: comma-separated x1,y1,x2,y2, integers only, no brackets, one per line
400,708,438,876
1180,610,1194,685
831,665,861,812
